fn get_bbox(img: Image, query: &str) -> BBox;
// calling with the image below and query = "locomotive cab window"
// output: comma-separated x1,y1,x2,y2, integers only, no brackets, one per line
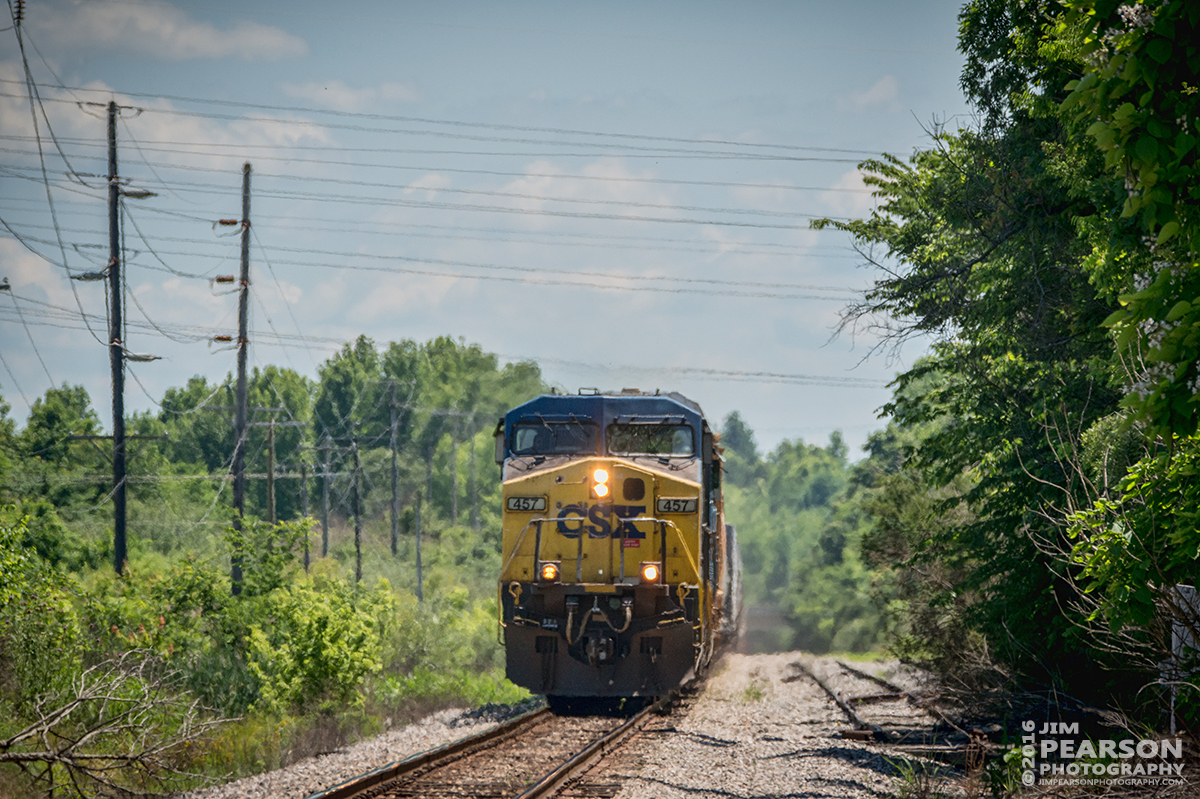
607,423,695,456
511,422,598,456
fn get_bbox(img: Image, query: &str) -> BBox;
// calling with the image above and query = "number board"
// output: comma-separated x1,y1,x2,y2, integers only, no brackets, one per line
656,497,698,514
506,496,547,512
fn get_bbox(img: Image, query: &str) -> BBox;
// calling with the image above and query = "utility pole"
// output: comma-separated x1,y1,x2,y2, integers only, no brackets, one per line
414,492,424,602
106,101,128,575
266,419,276,525
230,162,251,594
470,433,479,530
352,435,362,584
390,380,400,557
300,460,310,571
451,437,459,525
320,434,331,557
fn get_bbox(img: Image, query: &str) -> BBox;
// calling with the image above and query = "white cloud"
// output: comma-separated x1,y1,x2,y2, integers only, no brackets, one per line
499,159,679,229
30,0,307,61
839,75,901,113
349,275,459,322
403,173,452,200
1,238,79,311
282,80,422,112
820,169,875,218
0,63,335,175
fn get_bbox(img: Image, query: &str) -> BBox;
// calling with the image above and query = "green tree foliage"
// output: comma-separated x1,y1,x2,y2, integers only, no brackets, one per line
15,385,107,512
0,397,18,497
721,413,885,654
1069,434,1200,632
718,411,765,489
20,384,100,465
816,120,1125,674
1055,1,1200,438
245,579,393,713
0,514,81,703
797,0,1198,723
158,376,236,472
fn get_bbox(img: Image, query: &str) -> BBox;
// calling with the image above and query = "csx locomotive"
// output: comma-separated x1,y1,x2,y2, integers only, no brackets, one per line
495,389,742,710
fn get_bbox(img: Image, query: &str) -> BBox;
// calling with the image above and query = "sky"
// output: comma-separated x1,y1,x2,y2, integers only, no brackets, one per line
0,0,972,458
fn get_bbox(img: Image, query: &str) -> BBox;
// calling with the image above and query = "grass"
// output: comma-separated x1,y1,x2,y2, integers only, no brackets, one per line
741,678,769,702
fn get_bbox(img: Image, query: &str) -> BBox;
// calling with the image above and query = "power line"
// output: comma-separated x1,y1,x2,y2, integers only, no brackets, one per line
0,90,867,164
0,161,854,225
3,215,868,262
0,195,862,257
512,355,890,388
0,78,884,157
0,135,875,195
2,229,869,298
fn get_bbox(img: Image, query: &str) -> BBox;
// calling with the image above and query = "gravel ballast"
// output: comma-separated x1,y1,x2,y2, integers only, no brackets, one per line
603,652,902,799
177,708,507,799
180,654,917,798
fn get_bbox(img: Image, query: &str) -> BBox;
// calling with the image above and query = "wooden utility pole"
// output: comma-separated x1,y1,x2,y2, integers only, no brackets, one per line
320,435,331,557
300,460,310,571
470,433,479,530
266,419,276,525
414,492,424,602
352,436,362,584
390,380,400,557
451,437,459,525
106,101,127,575
230,162,251,594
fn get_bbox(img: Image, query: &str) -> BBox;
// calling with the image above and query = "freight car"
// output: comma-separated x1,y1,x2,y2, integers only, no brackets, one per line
495,389,742,711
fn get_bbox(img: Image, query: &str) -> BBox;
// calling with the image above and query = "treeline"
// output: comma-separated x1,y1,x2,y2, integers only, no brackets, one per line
0,335,546,797
2,335,543,570
718,413,888,655
805,0,1198,733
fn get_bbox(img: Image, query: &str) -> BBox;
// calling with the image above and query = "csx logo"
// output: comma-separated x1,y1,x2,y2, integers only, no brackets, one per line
556,503,647,539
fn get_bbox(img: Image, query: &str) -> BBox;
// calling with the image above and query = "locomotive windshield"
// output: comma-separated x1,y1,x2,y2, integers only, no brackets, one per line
511,422,598,456
607,423,695,456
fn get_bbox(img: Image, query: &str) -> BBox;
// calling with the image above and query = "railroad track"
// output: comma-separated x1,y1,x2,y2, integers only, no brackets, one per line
792,658,990,768
304,695,674,799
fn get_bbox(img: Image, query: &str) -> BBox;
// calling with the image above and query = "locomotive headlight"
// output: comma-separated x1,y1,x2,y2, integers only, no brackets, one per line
539,561,561,583
592,467,610,498
640,562,660,583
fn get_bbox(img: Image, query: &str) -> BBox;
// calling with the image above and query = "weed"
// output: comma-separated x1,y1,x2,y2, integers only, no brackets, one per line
742,680,768,702
886,756,956,799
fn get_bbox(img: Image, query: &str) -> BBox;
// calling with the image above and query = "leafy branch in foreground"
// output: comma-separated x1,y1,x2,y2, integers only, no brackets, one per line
0,650,229,798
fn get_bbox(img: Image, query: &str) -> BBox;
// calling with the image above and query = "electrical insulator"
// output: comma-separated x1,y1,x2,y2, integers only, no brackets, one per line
217,219,239,226
212,335,233,342
214,275,236,284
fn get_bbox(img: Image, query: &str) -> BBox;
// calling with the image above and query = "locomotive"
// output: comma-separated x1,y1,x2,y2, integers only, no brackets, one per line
494,389,742,710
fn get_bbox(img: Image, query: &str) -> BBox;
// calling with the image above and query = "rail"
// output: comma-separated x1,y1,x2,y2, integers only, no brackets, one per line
302,706,551,799
515,694,671,798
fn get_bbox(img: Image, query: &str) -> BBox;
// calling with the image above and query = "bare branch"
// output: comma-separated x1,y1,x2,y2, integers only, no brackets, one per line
0,650,233,798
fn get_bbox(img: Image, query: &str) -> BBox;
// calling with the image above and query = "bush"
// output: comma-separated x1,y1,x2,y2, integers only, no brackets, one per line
244,578,394,713
0,514,82,703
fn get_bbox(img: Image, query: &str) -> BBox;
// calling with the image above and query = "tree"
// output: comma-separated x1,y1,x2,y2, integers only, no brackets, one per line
1058,1,1200,439
720,411,765,489
0,651,225,798
811,61,1131,690
313,335,382,446
21,385,100,467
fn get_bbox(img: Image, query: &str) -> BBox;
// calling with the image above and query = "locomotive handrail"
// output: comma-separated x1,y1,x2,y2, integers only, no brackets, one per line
500,515,698,586
612,516,699,580
500,516,559,577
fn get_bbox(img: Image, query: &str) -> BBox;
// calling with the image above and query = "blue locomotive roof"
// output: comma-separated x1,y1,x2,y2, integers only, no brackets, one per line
502,391,706,457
